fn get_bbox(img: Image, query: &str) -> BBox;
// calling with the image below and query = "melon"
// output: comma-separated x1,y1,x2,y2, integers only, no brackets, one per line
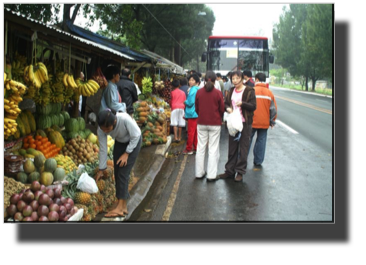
65,118,79,133
16,172,28,184
84,128,92,138
23,160,36,174
53,168,66,182
77,117,86,131
28,172,41,183
44,158,57,173
34,154,46,168
40,172,54,186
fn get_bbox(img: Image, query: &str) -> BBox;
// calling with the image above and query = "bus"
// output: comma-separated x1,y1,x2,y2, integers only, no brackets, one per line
202,36,274,85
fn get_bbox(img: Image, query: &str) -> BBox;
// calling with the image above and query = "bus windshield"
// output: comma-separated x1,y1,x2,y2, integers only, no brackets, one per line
207,38,270,77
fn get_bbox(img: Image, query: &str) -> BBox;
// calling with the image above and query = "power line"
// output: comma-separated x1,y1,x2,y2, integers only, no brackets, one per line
142,4,191,57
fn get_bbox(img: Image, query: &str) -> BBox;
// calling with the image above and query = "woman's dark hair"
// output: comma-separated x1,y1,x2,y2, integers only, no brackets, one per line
255,72,266,82
230,70,244,82
243,70,253,78
204,71,217,92
188,74,200,84
98,109,116,128
171,79,180,89
222,76,228,82
179,77,188,86
104,65,120,81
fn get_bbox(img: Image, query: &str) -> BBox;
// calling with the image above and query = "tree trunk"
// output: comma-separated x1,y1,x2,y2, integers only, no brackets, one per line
305,76,309,91
311,78,317,91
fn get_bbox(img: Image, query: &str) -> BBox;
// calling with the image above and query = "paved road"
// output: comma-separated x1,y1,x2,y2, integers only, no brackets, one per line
129,88,333,222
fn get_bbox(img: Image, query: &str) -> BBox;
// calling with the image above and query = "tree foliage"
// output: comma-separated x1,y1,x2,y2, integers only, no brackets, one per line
272,4,333,91
89,4,215,66
4,4,61,24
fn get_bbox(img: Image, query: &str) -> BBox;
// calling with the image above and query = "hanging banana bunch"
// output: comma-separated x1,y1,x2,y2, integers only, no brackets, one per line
50,72,65,103
24,62,49,89
63,73,78,90
75,77,100,97
4,72,27,139
33,80,51,106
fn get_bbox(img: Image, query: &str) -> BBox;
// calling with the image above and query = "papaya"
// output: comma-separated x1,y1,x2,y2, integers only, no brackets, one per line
136,107,145,112
140,101,148,107
147,122,154,128
140,112,148,117
35,129,47,138
139,117,147,123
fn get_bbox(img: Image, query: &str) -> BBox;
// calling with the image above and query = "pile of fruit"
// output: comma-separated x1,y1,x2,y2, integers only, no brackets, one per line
4,176,26,218
60,135,99,166
61,160,117,221
54,154,78,175
16,154,66,186
21,134,62,159
35,102,67,130
5,180,79,222
63,117,91,141
4,72,28,141
141,77,153,96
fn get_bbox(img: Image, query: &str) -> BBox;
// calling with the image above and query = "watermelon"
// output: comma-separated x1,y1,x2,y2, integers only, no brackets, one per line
67,131,79,140
61,111,70,121
78,131,86,139
84,128,92,138
65,118,79,132
77,117,85,131
58,113,64,127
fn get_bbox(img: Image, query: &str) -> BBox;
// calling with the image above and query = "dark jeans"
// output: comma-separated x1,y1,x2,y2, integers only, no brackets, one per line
249,128,268,165
113,136,142,200
225,123,252,175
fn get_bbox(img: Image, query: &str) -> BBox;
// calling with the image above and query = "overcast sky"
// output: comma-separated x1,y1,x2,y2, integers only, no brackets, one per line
73,3,288,41
206,3,288,39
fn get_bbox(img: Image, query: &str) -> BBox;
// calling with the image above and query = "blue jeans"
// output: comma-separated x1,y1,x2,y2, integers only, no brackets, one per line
249,128,268,165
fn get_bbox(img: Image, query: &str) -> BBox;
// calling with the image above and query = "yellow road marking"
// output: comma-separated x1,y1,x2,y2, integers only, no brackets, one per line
161,154,188,221
276,95,332,115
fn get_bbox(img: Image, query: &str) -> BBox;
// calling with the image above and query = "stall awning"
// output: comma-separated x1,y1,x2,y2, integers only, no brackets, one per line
139,49,185,75
65,20,151,63
4,8,136,62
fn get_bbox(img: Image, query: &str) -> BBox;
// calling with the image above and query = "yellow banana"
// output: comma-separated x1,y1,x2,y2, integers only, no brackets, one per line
67,75,73,88
4,99,9,104
86,83,94,96
37,63,49,82
70,75,78,89
63,73,69,87
4,72,7,82
23,66,29,82
6,82,11,90
87,80,98,92
28,64,35,83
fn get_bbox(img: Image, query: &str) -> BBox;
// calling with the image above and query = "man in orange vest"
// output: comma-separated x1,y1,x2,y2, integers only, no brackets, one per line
249,72,277,167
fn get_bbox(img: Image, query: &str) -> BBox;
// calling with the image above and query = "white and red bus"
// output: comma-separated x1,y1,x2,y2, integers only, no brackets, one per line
202,36,274,85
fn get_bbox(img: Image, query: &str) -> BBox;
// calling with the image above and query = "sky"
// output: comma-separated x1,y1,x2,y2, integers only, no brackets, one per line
73,3,288,41
206,3,287,39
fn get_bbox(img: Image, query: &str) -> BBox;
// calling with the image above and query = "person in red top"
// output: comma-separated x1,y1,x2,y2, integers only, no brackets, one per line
194,71,225,181
169,79,186,143
249,72,277,167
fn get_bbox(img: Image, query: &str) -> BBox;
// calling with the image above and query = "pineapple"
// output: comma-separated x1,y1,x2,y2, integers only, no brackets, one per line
97,179,105,192
74,191,92,205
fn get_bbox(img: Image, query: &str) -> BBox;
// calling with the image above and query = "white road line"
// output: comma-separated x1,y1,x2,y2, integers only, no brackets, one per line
276,120,299,134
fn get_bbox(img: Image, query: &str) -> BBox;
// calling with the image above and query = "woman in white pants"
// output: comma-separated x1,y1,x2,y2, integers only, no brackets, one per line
194,71,225,181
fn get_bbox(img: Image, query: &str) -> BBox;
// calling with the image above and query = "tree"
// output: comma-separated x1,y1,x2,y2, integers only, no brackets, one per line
272,4,332,91
4,4,61,24
89,4,214,65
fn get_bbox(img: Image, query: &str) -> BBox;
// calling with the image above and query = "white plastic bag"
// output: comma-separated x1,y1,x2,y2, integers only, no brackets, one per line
76,172,98,194
226,108,243,136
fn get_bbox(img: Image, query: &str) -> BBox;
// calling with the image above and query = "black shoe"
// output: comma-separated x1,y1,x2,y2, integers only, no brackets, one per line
196,172,206,179
254,163,262,167
207,176,220,182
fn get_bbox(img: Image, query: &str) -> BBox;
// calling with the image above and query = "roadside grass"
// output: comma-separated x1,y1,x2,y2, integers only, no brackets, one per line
272,83,333,96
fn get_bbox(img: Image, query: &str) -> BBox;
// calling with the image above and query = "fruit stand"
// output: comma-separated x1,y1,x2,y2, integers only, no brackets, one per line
4,9,184,222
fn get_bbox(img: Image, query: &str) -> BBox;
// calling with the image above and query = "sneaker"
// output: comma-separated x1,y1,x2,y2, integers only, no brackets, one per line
254,163,262,167
193,149,197,154
182,150,193,155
